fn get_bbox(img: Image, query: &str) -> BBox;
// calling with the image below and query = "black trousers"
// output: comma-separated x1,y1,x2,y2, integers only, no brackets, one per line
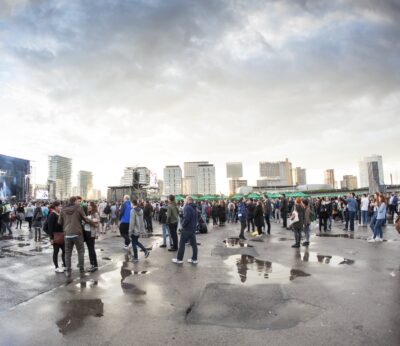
84,231,98,267
264,215,271,234
239,220,247,239
53,243,65,268
319,216,327,231
282,211,288,228
119,223,130,246
247,217,255,232
168,223,178,250
145,216,153,232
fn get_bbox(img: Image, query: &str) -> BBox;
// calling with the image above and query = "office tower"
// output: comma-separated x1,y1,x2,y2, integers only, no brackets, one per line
293,167,307,185
120,167,150,186
163,165,182,195
324,169,335,189
359,155,384,188
183,161,208,195
340,175,358,190
77,170,93,200
197,164,216,195
226,162,243,179
48,155,72,200
367,162,383,193
157,179,164,195
229,179,248,195
258,158,293,187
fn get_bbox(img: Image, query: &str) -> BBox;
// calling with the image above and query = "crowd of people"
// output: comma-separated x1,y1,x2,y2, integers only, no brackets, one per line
0,191,399,276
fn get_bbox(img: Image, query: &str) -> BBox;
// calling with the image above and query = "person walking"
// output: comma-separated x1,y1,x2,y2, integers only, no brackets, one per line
25,202,34,231
172,196,198,264
119,195,132,250
344,193,357,232
264,198,271,235
246,200,255,232
254,200,265,235
281,195,288,229
317,199,328,232
32,202,43,242
238,198,248,240
84,202,99,272
303,199,312,246
166,195,179,252
58,196,94,277
129,199,150,262
369,194,387,242
360,194,369,227
159,202,169,248
143,201,154,233
16,203,25,230
48,201,65,273
291,198,305,248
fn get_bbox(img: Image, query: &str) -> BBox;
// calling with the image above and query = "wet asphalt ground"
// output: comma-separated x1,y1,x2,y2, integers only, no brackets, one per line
0,219,399,346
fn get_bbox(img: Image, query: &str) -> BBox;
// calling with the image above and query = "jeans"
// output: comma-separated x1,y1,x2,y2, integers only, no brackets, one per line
168,223,178,250
373,219,384,239
65,235,85,272
144,216,153,232
264,215,271,234
177,230,198,261
53,243,65,268
131,234,147,259
370,212,377,233
228,211,234,223
345,211,356,231
304,224,311,243
319,216,327,231
275,209,280,222
361,211,368,225
34,227,41,241
239,220,246,239
293,227,302,245
119,223,130,246
84,232,98,267
327,216,332,230
161,224,172,246
282,211,288,228
1,220,12,235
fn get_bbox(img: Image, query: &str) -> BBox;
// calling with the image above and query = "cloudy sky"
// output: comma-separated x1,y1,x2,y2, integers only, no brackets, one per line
1,0,400,194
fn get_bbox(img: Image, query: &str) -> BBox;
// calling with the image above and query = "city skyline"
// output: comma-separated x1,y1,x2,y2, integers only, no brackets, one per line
1,1,400,194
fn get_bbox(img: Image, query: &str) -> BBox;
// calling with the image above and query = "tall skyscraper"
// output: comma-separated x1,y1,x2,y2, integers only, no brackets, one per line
359,155,384,188
78,170,93,200
120,167,150,186
229,179,248,195
367,162,384,193
340,175,358,190
48,155,72,200
163,165,182,195
258,158,293,187
293,167,307,185
197,164,216,195
226,162,243,178
183,161,208,195
324,169,335,189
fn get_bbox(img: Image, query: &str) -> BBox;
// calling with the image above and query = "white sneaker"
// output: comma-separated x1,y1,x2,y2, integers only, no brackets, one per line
367,238,377,243
124,245,129,250
377,237,383,242
187,259,198,264
55,267,65,273
172,258,183,264
128,243,132,249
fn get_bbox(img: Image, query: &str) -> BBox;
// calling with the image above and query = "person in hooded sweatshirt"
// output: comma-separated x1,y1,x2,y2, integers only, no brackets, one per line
172,196,198,264
129,199,150,262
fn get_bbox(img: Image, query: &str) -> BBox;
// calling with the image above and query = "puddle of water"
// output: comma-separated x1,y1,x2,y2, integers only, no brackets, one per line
121,282,147,295
0,248,35,257
225,255,311,285
76,279,99,289
17,243,31,247
223,238,253,248
300,251,355,266
56,299,104,335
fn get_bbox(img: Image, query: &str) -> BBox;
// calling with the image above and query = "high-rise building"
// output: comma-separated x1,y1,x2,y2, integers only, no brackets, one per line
183,161,208,195
77,170,93,199
226,162,243,179
359,155,384,188
293,167,307,186
367,162,384,193
324,169,335,189
163,165,182,195
197,164,216,195
120,167,150,187
157,179,164,195
258,158,293,187
48,155,72,200
340,175,358,190
229,179,248,195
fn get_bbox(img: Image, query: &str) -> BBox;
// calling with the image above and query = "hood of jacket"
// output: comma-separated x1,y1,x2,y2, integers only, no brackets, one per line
134,206,143,215
63,204,81,215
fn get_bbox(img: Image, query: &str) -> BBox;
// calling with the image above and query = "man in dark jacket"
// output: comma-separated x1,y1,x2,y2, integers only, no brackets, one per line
238,198,248,240
59,196,93,277
246,200,255,232
166,195,179,251
280,195,288,229
143,201,153,233
172,196,198,264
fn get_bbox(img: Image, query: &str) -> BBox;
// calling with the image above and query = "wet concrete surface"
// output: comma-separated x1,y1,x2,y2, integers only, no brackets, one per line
0,221,399,345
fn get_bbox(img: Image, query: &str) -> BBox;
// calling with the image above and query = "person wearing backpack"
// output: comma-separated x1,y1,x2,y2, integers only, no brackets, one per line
32,202,43,242
317,198,328,232
48,201,66,273
291,198,305,248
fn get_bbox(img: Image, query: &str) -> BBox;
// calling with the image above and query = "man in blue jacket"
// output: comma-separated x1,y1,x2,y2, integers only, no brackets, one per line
344,193,357,232
119,195,132,249
172,196,198,264
238,198,248,240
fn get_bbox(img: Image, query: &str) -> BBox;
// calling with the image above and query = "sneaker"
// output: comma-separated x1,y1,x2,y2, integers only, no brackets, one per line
172,258,183,264
168,248,177,252
367,238,376,243
291,244,300,248
128,244,132,249
132,258,139,263
124,245,129,250
145,251,150,259
55,267,65,273
302,242,310,246
159,244,167,248
376,237,383,242
187,259,198,264
87,265,98,272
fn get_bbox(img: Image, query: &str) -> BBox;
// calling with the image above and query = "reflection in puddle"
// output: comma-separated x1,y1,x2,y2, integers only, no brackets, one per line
299,250,355,266
102,257,112,261
56,299,104,335
76,279,99,289
223,238,253,248
225,255,311,284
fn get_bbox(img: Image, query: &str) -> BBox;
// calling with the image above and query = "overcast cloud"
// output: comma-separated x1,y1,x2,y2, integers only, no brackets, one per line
1,0,400,193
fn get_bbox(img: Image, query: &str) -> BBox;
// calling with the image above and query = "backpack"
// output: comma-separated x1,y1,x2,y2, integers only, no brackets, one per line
43,219,49,235
104,205,111,214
